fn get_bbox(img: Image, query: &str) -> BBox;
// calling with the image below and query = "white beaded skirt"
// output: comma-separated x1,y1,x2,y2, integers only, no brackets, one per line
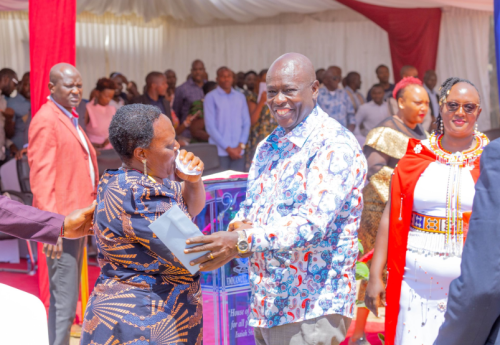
395,247,461,345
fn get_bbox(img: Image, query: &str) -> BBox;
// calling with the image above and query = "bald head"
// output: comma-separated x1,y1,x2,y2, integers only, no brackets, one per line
266,53,319,133
48,63,83,110
400,65,418,79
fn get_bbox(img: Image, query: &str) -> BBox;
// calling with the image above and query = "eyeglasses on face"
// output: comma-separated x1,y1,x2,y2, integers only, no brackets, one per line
445,101,480,114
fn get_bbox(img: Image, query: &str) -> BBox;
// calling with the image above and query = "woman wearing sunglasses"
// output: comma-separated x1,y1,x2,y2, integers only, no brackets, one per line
364,77,488,345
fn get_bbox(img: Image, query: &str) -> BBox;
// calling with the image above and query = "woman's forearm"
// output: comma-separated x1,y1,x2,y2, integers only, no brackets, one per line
250,101,265,126
182,179,206,217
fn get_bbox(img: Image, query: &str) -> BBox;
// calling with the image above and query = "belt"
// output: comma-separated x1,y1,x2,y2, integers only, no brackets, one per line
411,212,463,234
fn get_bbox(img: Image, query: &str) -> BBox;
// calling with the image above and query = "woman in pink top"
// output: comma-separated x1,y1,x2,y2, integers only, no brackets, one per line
85,78,116,150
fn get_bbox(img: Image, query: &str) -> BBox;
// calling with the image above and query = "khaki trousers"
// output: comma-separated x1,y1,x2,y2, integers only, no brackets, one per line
253,314,351,345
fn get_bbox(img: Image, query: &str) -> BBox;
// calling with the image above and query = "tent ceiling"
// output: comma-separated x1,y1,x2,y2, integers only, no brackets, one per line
0,0,493,23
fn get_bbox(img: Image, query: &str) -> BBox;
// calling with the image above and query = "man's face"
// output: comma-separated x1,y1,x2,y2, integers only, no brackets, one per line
191,61,206,83
166,71,177,89
20,74,30,100
155,75,168,96
49,69,83,109
402,67,419,78
371,86,384,105
245,74,256,91
1,73,18,96
266,63,319,133
236,72,245,88
111,75,126,92
217,69,233,91
322,69,341,92
351,74,361,90
376,66,389,84
425,73,437,90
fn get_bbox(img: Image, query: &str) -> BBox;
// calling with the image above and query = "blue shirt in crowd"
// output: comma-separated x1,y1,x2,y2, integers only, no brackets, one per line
203,86,250,156
6,94,31,149
317,86,355,128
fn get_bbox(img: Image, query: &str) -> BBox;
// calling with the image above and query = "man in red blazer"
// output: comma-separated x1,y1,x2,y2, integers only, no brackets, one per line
28,63,98,345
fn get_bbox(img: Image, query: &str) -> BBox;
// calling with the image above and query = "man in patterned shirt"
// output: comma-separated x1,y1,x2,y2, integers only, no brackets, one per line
317,66,356,132
186,53,367,345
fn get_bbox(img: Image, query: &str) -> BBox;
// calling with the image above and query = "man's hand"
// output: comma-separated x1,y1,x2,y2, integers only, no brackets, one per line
175,149,204,183
364,276,385,317
226,147,242,160
185,231,239,271
15,147,27,160
43,237,63,259
9,143,18,157
63,201,97,239
228,219,253,232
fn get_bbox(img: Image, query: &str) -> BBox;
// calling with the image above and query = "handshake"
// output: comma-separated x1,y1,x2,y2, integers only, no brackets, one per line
184,219,253,271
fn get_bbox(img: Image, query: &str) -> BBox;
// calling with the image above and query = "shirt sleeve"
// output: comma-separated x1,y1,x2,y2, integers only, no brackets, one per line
355,105,367,128
172,87,182,118
203,93,229,150
239,95,251,145
346,94,356,125
246,140,366,252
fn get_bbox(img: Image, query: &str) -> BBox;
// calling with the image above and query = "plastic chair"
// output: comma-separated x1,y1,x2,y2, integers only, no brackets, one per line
186,143,221,175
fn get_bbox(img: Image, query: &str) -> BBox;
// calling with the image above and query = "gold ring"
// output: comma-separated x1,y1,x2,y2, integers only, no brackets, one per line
209,253,214,260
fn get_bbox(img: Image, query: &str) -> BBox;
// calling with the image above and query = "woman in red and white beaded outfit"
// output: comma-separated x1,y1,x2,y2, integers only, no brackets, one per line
364,77,489,345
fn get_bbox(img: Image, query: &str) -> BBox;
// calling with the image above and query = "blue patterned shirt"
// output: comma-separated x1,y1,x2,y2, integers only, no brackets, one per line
317,86,355,127
233,106,367,328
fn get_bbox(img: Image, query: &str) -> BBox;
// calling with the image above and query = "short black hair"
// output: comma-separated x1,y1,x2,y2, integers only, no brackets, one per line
371,83,384,91
376,64,389,73
145,71,165,86
216,66,231,77
95,78,116,91
259,69,268,78
244,70,257,78
346,72,360,84
0,68,16,80
109,104,162,162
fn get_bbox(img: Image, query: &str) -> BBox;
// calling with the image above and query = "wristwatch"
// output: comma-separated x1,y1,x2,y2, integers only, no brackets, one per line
236,230,250,254
239,143,246,150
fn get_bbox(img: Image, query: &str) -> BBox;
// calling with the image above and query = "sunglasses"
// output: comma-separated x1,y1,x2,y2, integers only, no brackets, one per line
445,101,480,114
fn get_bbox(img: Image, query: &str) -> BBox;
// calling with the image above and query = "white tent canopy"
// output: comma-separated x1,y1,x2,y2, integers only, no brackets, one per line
0,0,495,129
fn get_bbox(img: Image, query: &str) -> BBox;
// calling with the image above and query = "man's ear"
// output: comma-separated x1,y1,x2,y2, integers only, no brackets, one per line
133,147,147,162
48,82,55,95
311,80,320,101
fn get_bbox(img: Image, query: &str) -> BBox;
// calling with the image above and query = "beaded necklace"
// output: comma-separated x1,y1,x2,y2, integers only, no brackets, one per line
428,131,488,255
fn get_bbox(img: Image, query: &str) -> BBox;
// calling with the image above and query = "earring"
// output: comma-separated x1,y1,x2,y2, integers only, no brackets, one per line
475,123,478,134
439,119,444,133
142,159,147,176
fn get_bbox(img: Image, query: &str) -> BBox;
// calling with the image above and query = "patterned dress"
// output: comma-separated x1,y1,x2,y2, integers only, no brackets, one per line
80,168,202,345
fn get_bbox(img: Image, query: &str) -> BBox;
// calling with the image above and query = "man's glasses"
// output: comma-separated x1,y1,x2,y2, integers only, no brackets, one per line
445,101,480,114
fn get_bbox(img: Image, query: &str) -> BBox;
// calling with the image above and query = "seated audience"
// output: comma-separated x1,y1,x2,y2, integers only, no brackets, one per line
345,71,365,112
317,66,355,131
354,84,390,145
173,59,206,138
85,78,117,150
6,71,31,154
204,67,250,171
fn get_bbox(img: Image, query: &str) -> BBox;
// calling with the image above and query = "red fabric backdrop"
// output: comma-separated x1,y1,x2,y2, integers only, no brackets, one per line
336,0,442,82
29,0,77,311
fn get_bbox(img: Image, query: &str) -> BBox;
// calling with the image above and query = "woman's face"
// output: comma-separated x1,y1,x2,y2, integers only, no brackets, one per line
142,114,179,179
441,82,481,138
97,88,115,106
398,85,429,127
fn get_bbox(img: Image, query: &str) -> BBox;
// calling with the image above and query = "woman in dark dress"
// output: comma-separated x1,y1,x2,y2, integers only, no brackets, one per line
80,104,206,345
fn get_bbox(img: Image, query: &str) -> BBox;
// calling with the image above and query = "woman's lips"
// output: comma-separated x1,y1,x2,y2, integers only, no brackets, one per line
453,119,466,125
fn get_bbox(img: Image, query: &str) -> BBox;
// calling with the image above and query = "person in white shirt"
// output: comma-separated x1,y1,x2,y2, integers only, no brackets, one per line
424,70,439,132
354,84,390,145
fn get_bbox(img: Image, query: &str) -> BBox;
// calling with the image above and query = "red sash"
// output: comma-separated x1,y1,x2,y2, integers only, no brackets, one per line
384,138,481,345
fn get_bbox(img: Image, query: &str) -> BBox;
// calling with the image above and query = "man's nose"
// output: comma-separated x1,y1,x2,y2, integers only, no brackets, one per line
274,91,287,105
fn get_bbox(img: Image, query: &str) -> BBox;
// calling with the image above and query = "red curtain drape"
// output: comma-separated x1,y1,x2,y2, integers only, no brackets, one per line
29,0,76,311
336,0,441,82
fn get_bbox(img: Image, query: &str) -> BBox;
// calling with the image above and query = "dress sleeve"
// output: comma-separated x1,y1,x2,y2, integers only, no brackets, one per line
127,179,191,260
245,141,366,252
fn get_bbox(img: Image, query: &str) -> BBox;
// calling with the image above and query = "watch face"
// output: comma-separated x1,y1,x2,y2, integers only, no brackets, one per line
238,241,249,251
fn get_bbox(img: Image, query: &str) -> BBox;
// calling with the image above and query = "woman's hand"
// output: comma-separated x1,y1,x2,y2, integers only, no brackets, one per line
175,150,204,183
183,110,200,128
365,276,385,317
185,231,239,271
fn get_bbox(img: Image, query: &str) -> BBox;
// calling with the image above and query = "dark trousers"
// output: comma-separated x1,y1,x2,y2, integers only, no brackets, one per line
47,238,85,345
219,156,245,172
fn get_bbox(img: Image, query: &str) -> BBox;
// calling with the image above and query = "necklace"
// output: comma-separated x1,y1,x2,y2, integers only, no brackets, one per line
428,131,489,255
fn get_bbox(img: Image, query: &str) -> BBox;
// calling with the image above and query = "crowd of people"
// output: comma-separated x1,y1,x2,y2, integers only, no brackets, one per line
0,59,443,172
0,52,496,345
